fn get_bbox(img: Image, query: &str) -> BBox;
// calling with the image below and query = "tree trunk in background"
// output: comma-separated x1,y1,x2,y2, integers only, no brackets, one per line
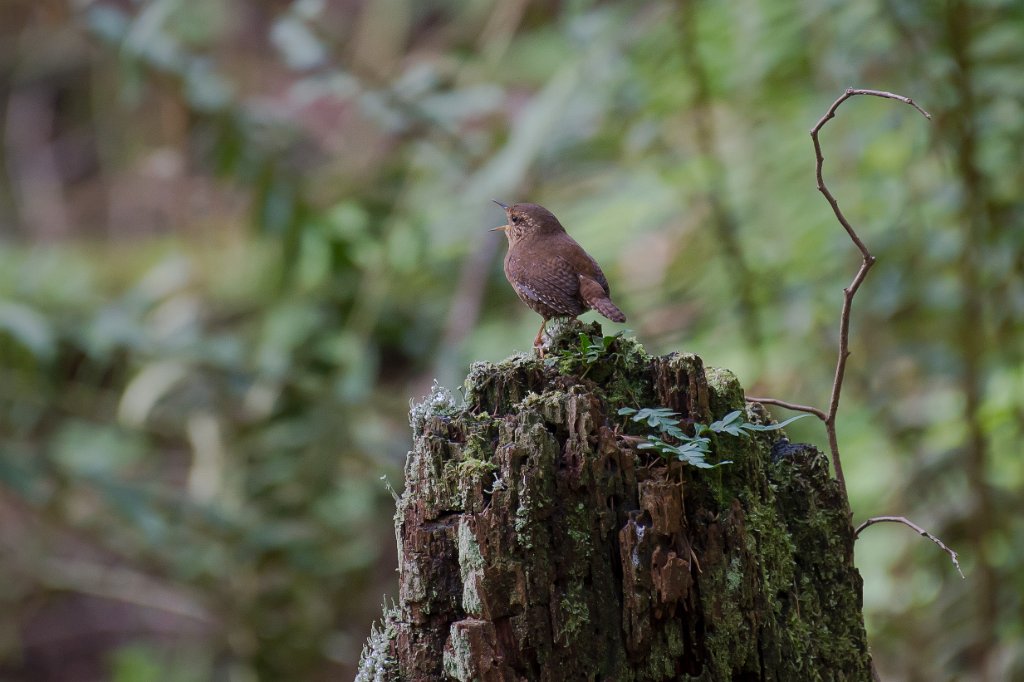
358,321,872,681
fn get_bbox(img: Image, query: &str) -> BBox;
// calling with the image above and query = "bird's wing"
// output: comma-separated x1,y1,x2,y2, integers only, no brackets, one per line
581,258,611,296
579,274,626,322
557,238,624,322
560,240,611,295
506,251,584,316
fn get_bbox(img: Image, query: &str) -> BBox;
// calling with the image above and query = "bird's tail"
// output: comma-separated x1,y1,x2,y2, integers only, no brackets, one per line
591,297,626,323
579,275,626,323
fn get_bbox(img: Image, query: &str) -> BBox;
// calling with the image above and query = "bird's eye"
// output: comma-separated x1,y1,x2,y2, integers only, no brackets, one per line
510,214,520,224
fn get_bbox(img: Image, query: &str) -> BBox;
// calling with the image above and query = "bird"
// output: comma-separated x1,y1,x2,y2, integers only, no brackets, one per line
491,201,626,353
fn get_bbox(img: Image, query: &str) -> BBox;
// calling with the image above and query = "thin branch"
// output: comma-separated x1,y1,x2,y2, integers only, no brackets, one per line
855,516,965,579
744,397,827,422
749,88,930,506
812,90,931,501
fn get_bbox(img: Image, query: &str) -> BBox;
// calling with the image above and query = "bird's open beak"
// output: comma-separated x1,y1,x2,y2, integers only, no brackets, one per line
491,200,509,231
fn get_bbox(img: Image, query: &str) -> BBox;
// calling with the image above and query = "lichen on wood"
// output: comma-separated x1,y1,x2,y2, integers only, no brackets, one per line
359,320,872,681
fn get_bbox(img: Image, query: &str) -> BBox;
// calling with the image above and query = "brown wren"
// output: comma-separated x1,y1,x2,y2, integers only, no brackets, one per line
491,201,626,352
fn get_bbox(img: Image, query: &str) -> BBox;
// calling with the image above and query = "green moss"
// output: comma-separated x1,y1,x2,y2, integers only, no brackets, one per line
513,501,536,549
456,457,496,479
601,337,653,408
409,380,461,437
543,321,654,410
705,366,745,415
441,624,473,682
458,519,485,616
464,353,547,414
636,619,686,680
462,422,494,456
511,420,557,551
725,554,744,592
554,580,590,646
566,501,592,562
519,389,569,425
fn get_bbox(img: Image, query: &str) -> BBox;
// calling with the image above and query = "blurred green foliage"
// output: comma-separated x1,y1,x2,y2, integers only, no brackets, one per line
0,0,1021,680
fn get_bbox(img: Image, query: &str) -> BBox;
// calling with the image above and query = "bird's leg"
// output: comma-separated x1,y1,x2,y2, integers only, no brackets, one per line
533,318,548,357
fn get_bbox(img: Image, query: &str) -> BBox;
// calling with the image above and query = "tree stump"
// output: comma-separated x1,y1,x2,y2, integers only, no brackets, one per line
358,321,872,681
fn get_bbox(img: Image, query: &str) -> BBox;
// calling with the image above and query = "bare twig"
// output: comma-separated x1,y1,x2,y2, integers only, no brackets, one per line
747,88,931,504
855,516,965,579
744,397,827,422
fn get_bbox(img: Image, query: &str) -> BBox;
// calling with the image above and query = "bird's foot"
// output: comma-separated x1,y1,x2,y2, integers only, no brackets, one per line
533,319,549,358
533,334,548,358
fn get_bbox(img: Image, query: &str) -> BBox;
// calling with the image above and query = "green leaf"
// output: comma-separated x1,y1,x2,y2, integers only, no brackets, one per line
741,414,811,432
630,407,679,427
661,424,686,440
0,302,57,363
620,403,736,470
709,410,743,432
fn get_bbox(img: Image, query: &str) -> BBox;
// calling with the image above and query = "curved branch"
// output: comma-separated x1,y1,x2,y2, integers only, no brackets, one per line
813,89,930,502
753,88,930,507
855,515,964,579
813,90,931,216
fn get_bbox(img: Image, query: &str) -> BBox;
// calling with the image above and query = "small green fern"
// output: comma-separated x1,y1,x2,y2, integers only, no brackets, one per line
618,406,807,468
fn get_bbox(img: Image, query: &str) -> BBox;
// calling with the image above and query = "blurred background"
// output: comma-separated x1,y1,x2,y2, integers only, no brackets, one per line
0,0,1020,680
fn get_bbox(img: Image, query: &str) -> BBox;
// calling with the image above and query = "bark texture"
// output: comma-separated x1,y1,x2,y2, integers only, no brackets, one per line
358,321,871,681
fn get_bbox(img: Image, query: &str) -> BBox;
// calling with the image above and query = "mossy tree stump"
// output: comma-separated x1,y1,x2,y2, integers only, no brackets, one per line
358,321,871,681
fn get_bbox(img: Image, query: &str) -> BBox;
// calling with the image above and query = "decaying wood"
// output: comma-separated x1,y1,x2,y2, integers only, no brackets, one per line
358,321,871,681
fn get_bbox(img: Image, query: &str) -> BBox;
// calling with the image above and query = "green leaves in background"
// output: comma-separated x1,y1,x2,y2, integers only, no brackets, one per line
0,0,1021,679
